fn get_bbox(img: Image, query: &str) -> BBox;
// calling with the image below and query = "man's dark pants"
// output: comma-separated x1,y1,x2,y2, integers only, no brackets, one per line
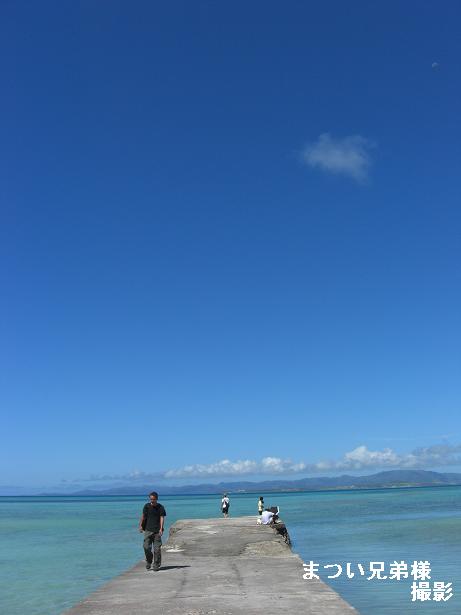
143,531,162,567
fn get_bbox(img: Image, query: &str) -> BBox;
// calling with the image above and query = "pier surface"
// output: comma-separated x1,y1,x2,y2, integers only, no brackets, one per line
66,516,357,615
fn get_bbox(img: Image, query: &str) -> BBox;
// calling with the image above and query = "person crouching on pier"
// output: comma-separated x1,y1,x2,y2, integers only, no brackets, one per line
261,508,275,525
139,491,166,571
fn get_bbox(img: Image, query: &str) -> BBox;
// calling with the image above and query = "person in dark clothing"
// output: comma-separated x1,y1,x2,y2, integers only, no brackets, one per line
139,491,166,571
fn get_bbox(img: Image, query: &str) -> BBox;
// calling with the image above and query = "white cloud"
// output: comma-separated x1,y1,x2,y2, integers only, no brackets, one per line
302,133,374,183
308,444,461,473
162,444,461,479
164,457,307,479
78,444,461,483
337,445,400,469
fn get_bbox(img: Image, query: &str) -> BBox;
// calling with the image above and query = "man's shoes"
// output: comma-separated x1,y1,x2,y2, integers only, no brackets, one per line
145,562,152,570
152,565,160,571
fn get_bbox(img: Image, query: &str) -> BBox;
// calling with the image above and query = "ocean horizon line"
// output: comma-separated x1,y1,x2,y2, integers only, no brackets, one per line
3,482,461,498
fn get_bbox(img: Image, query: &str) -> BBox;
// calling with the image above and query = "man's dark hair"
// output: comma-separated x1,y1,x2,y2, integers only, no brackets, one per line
149,491,158,498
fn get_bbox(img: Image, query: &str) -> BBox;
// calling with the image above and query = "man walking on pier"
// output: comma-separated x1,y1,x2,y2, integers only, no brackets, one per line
139,491,166,571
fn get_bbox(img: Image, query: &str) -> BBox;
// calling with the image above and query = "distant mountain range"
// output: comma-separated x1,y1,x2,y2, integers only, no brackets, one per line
43,469,461,496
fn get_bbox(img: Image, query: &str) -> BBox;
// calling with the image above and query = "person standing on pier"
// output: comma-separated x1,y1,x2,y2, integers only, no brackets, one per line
221,493,230,517
139,491,166,571
258,496,264,515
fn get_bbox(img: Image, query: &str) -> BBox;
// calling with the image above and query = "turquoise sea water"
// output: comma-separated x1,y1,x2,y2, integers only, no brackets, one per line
1,486,460,614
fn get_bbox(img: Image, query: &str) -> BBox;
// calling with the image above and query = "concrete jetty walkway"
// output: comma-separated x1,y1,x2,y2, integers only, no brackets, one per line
66,516,357,615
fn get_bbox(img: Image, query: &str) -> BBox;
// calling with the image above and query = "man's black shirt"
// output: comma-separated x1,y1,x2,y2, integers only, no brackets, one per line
142,503,166,533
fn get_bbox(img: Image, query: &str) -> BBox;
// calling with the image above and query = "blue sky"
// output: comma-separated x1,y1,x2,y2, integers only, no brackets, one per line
1,1,460,491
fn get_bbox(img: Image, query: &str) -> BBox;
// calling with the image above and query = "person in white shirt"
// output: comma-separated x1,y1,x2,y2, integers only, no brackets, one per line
260,509,274,525
221,494,230,517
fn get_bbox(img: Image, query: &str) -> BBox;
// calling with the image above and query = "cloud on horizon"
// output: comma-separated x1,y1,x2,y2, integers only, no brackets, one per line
80,443,461,483
302,133,374,183
164,457,307,479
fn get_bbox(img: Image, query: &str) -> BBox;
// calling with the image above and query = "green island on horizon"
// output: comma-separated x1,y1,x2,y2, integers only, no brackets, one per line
31,469,461,498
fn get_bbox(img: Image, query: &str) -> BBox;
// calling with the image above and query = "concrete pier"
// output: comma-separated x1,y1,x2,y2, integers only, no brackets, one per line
66,516,358,614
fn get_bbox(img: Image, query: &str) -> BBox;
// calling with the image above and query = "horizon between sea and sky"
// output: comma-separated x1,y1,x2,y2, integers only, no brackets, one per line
1,2,461,495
